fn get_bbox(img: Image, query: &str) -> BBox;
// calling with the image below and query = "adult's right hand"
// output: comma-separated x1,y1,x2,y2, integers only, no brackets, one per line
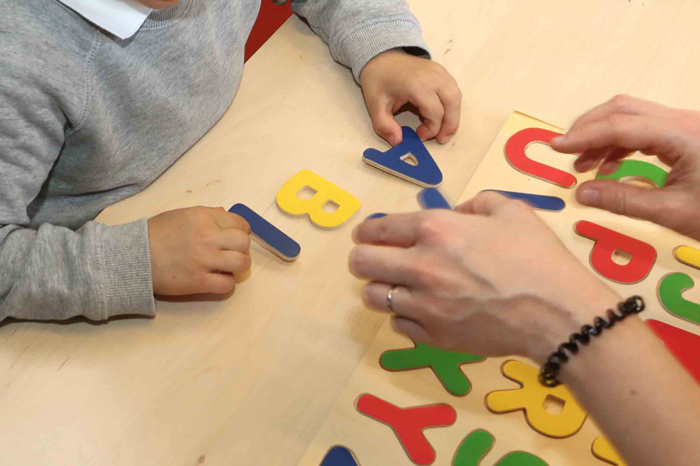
349,192,621,363
551,95,700,241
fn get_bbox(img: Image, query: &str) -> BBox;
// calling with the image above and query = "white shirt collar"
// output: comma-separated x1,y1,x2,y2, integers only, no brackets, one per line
57,0,152,40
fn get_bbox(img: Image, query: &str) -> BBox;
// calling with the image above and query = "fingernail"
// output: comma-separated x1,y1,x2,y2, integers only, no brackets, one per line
600,160,619,175
578,187,599,205
361,286,370,304
351,228,357,243
575,158,595,173
551,135,566,145
390,135,398,146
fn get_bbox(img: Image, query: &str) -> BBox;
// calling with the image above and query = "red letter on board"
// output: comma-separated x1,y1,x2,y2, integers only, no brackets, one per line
575,221,656,284
505,128,576,188
646,320,700,385
356,394,456,465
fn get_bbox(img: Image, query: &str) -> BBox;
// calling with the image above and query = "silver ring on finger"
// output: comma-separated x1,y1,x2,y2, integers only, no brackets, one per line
387,286,400,312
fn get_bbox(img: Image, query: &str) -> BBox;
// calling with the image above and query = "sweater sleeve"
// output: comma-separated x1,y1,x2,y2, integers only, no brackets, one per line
0,36,155,322
291,0,431,82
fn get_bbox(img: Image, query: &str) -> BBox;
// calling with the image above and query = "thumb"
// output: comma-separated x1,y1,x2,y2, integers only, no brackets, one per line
576,179,671,222
368,98,403,146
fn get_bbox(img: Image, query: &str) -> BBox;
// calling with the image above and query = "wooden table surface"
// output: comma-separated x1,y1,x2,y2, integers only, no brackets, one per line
3,1,700,465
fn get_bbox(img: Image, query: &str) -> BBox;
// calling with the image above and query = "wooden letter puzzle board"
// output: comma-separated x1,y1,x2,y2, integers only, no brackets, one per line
298,112,700,466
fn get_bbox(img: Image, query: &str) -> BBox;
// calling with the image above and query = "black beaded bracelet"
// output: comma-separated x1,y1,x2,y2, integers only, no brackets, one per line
539,296,645,387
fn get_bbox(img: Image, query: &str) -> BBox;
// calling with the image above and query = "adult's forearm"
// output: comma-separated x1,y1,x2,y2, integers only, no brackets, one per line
560,315,700,466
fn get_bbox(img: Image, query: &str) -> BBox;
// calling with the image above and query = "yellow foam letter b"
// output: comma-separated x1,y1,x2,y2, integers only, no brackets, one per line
276,170,361,229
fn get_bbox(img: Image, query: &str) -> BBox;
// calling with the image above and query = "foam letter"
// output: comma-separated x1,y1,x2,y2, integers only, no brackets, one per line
485,360,587,438
482,190,565,212
320,446,361,466
380,342,485,396
276,169,361,229
673,245,700,271
596,160,668,187
575,221,656,284
592,437,627,466
418,188,452,210
658,273,700,326
453,430,547,466
228,204,300,261
646,319,700,384
363,127,443,187
505,128,576,188
356,394,455,465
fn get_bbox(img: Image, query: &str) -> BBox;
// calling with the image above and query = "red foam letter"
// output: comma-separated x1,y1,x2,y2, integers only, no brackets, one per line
356,394,456,465
575,221,656,284
505,128,576,188
646,320,700,385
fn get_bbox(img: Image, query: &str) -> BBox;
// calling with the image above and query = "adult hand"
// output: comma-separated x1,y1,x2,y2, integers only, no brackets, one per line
551,95,700,241
349,192,621,362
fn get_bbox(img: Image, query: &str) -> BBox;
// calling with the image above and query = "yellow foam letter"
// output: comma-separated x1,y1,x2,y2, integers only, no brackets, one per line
674,246,700,270
276,170,361,229
485,360,588,438
592,437,627,466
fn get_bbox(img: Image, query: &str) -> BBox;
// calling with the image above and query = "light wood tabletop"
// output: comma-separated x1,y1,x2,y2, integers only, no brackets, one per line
3,1,700,465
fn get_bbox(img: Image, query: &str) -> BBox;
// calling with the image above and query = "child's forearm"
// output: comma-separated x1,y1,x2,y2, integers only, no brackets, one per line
291,0,429,81
0,221,155,322
558,314,700,466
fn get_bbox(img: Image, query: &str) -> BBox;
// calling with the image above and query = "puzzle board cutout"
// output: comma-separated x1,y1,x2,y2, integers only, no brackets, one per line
298,112,700,465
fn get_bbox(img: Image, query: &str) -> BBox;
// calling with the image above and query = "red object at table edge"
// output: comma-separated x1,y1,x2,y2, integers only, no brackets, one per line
245,1,294,62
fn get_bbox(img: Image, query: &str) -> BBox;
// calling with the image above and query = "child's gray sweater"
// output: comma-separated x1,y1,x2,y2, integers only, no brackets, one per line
0,0,428,321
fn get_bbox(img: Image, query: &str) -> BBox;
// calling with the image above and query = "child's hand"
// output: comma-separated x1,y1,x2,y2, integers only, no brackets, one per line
360,49,462,146
148,207,252,296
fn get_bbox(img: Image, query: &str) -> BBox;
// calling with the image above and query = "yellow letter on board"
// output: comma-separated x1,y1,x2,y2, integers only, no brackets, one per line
485,360,588,438
592,437,627,466
674,246,700,271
